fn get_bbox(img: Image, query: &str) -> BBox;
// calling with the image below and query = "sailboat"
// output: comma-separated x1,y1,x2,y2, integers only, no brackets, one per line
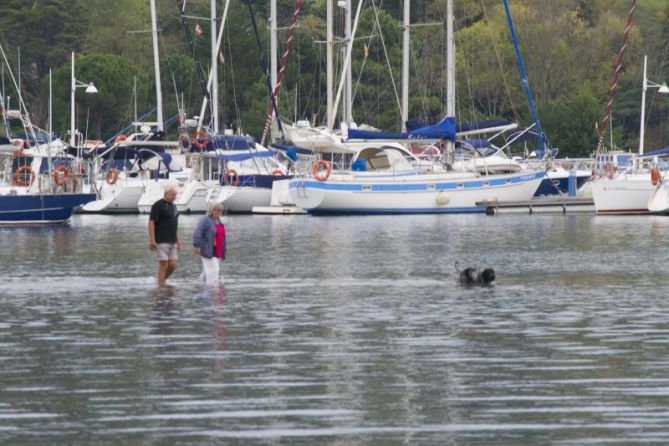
591,55,669,214
0,47,95,224
287,0,544,214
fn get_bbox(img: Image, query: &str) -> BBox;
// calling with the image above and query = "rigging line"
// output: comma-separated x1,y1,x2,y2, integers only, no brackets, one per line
595,0,637,154
225,26,242,134
173,0,213,128
246,0,285,144
369,0,402,123
409,41,430,122
646,38,669,129
479,0,518,123
260,0,302,146
301,44,321,121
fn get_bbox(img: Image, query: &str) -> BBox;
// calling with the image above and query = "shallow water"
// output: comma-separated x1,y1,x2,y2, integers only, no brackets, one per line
2,213,669,444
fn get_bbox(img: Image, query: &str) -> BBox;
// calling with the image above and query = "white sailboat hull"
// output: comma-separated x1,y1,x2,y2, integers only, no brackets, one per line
215,186,272,213
80,182,145,213
288,170,544,214
647,181,669,214
175,181,219,214
591,174,655,214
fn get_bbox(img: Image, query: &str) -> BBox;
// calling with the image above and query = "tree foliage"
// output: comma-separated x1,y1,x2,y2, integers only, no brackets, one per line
0,0,667,156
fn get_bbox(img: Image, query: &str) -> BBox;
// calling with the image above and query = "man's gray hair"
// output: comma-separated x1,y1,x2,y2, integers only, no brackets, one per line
163,185,178,196
207,202,224,216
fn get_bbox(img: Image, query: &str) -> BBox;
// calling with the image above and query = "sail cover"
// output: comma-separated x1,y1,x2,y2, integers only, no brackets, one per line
347,115,455,142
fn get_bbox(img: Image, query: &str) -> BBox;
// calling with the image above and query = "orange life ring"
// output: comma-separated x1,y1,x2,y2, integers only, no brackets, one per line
114,134,127,144
11,139,25,157
224,169,239,186
271,169,285,176
105,168,120,185
192,129,209,151
651,166,661,186
53,165,69,186
312,160,331,182
14,165,35,187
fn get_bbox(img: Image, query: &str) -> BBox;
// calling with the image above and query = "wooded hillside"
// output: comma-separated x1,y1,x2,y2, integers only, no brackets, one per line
0,0,668,156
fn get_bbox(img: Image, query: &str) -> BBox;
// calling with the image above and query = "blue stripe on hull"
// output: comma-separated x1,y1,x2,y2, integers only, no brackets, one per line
0,194,96,223
290,171,545,193
308,206,485,215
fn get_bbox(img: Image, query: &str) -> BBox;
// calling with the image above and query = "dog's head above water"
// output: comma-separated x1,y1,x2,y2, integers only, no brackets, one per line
455,262,496,286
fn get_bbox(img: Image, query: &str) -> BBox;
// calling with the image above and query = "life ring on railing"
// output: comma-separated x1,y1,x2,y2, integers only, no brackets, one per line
114,134,127,144
604,162,616,179
312,160,331,182
271,169,285,176
11,139,26,157
651,165,661,186
178,133,192,152
14,165,35,187
192,129,209,151
224,169,239,186
105,168,120,185
53,166,69,186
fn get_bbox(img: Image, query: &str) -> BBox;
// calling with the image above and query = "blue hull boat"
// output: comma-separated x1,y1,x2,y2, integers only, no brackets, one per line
0,193,96,224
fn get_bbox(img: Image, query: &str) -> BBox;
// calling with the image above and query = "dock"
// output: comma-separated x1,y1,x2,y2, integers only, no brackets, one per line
479,196,595,215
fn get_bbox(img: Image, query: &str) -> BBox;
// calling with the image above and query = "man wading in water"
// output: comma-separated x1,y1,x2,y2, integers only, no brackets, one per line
148,186,181,286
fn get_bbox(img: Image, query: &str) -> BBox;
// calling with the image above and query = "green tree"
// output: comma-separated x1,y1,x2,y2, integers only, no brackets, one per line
541,87,602,157
48,54,140,141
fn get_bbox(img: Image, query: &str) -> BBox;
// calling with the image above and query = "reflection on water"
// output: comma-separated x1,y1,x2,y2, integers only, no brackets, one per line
2,213,669,444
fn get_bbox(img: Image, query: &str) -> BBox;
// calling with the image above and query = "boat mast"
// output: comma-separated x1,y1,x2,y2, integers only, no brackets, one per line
402,0,409,131
445,0,455,153
211,0,219,133
70,52,75,145
502,0,545,157
332,0,362,131
344,0,352,127
326,0,334,129
639,54,648,156
270,0,278,100
150,0,164,132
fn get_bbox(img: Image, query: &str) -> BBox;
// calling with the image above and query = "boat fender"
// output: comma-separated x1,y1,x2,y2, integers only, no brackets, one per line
312,160,331,182
178,133,192,152
11,139,25,157
436,191,450,206
651,166,661,186
105,168,120,185
224,169,239,186
14,165,35,186
53,166,69,186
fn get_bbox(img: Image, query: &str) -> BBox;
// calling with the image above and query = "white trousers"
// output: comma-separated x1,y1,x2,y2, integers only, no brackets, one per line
199,256,220,284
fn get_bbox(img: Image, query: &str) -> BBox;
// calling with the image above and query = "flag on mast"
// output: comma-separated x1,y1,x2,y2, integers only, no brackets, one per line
195,22,203,36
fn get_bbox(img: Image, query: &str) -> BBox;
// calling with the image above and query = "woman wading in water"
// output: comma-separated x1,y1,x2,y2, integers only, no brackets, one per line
192,203,226,284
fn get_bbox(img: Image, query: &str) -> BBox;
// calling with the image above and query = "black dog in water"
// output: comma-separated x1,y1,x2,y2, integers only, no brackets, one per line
455,262,496,286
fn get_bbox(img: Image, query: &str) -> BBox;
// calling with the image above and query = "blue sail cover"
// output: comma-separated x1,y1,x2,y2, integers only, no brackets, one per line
347,115,456,142
640,147,669,158
213,150,276,162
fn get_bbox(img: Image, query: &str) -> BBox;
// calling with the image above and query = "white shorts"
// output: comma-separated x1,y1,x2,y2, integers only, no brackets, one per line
156,243,178,261
199,256,220,284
